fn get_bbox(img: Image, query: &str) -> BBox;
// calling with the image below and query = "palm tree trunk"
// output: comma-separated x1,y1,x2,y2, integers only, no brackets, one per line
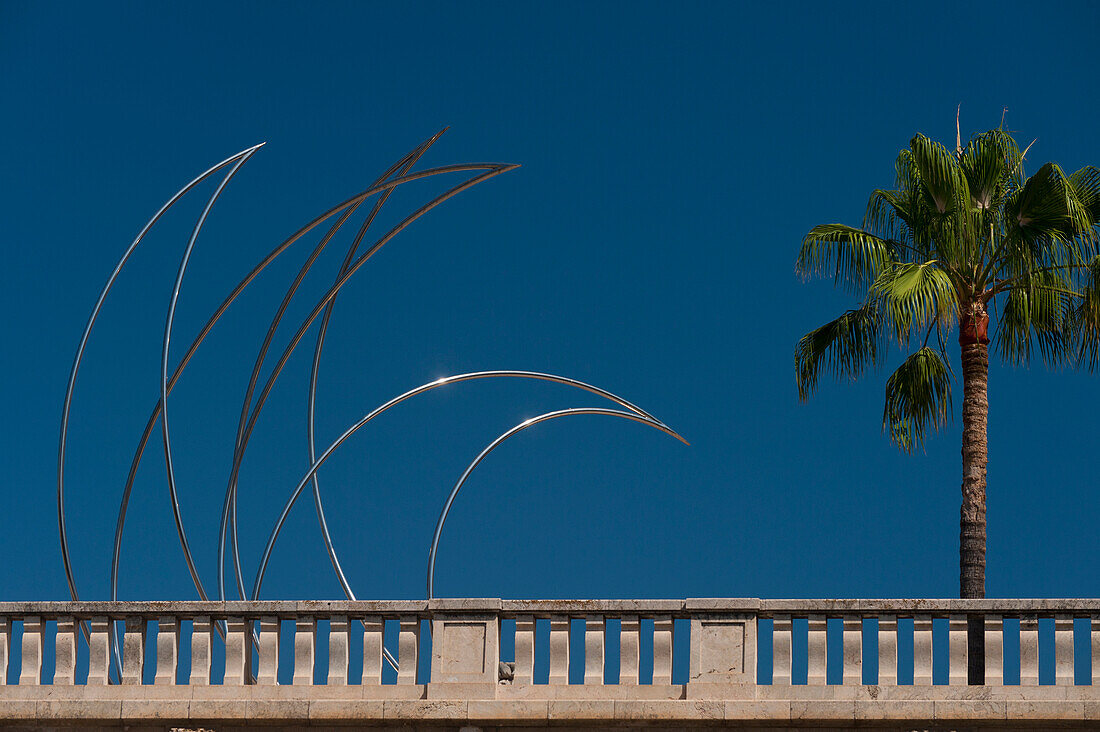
960,309,989,683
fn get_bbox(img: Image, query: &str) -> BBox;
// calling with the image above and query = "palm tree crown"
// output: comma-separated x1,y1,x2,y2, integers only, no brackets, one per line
797,128,1100,451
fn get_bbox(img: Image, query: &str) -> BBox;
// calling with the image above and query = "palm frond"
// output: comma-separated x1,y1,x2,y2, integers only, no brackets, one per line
795,303,883,401
995,268,1076,367
1068,256,1100,370
870,261,958,345
909,134,970,215
1068,166,1100,226
883,346,953,453
796,224,897,292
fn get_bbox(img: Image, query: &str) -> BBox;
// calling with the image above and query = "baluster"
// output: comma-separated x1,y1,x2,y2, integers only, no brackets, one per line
878,615,897,685
397,616,418,684
362,617,384,685
256,616,279,685
223,617,248,685
328,615,349,685
842,615,861,685
912,616,932,685
619,615,640,685
293,617,316,685
121,616,145,685
584,615,605,684
190,616,212,685
154,616,179,685
1054,615,1074,686
653,616,674,685
514,616,535,684
948,615,967,686
772,615,792,685
984,614,1003,686
806,616,826,685
1093,615,1100,686
0,617,8,685
548,615,569,685
1020,615,1039,686
54,617,78,685
87,617,111,685
19,616,44,685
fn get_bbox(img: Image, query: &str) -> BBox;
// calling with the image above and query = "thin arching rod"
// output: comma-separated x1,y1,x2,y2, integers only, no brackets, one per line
159,148,261,600
305,133,444,601
426,408,687,600
217,163,518,602
249,370,685,601
57,142,263,610
108,158,493,615
225,130,446,600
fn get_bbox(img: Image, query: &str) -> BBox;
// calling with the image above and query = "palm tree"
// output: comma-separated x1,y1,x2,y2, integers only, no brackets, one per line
795,124,1100,683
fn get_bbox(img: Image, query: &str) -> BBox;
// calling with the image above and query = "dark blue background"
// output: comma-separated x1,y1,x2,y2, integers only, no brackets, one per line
1,1,1097,609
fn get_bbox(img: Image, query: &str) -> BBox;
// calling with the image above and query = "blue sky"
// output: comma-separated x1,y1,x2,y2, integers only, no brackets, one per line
1,1,1098,606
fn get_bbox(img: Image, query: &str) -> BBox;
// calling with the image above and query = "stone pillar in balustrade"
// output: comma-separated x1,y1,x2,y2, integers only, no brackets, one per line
686,600,758,685
87,617,111,685
223,617,249,685
329,615,350,685
1054,615,1074,686
584,615,605,685
54,617,78,685
20,616,44,685
806,616,827,685
842,616,862,685
293,617,316,685
948,615,967,686
428,599,501,690
548,615,570,685
1019,616,1039,686
772,615,792,686
362,617,384,685
619,615,640,685
878,615,898,685
154,616,179,685
652,616,674,685
912,616,933,685
513,615,535,685
984,614,1003,686
190,616,212,685
0,617,8,685
121,616,145,685
397,615,419,685
256,616,280,685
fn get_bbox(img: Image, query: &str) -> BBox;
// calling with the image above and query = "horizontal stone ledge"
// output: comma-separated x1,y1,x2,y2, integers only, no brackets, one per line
2,597,1099,617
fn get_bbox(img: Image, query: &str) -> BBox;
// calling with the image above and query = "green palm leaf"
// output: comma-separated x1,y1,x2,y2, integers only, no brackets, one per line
795,303,883,401
870,261,957,344
796,224,897,292
883,347,953,453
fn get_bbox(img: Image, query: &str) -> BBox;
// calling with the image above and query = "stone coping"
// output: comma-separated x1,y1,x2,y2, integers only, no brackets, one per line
1,598,1099,618
2,684,1098,727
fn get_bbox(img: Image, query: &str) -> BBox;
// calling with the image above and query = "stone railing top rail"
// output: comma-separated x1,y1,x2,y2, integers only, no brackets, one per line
2,598,1099,617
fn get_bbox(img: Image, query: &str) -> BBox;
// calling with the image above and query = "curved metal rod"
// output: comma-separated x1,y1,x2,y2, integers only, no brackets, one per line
304,133,443,601
109,161,500,617
57,142,263,610
159,148,262,601
217,162,519,602
249,370,686,601
427,408,687,599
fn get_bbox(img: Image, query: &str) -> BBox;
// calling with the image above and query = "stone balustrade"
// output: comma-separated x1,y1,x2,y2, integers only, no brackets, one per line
2,599,1099,728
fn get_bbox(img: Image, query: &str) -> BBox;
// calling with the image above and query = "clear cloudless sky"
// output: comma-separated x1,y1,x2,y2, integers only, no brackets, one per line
1,1,1097,604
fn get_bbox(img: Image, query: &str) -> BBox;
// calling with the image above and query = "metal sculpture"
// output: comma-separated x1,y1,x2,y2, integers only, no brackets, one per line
57,131,687,682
